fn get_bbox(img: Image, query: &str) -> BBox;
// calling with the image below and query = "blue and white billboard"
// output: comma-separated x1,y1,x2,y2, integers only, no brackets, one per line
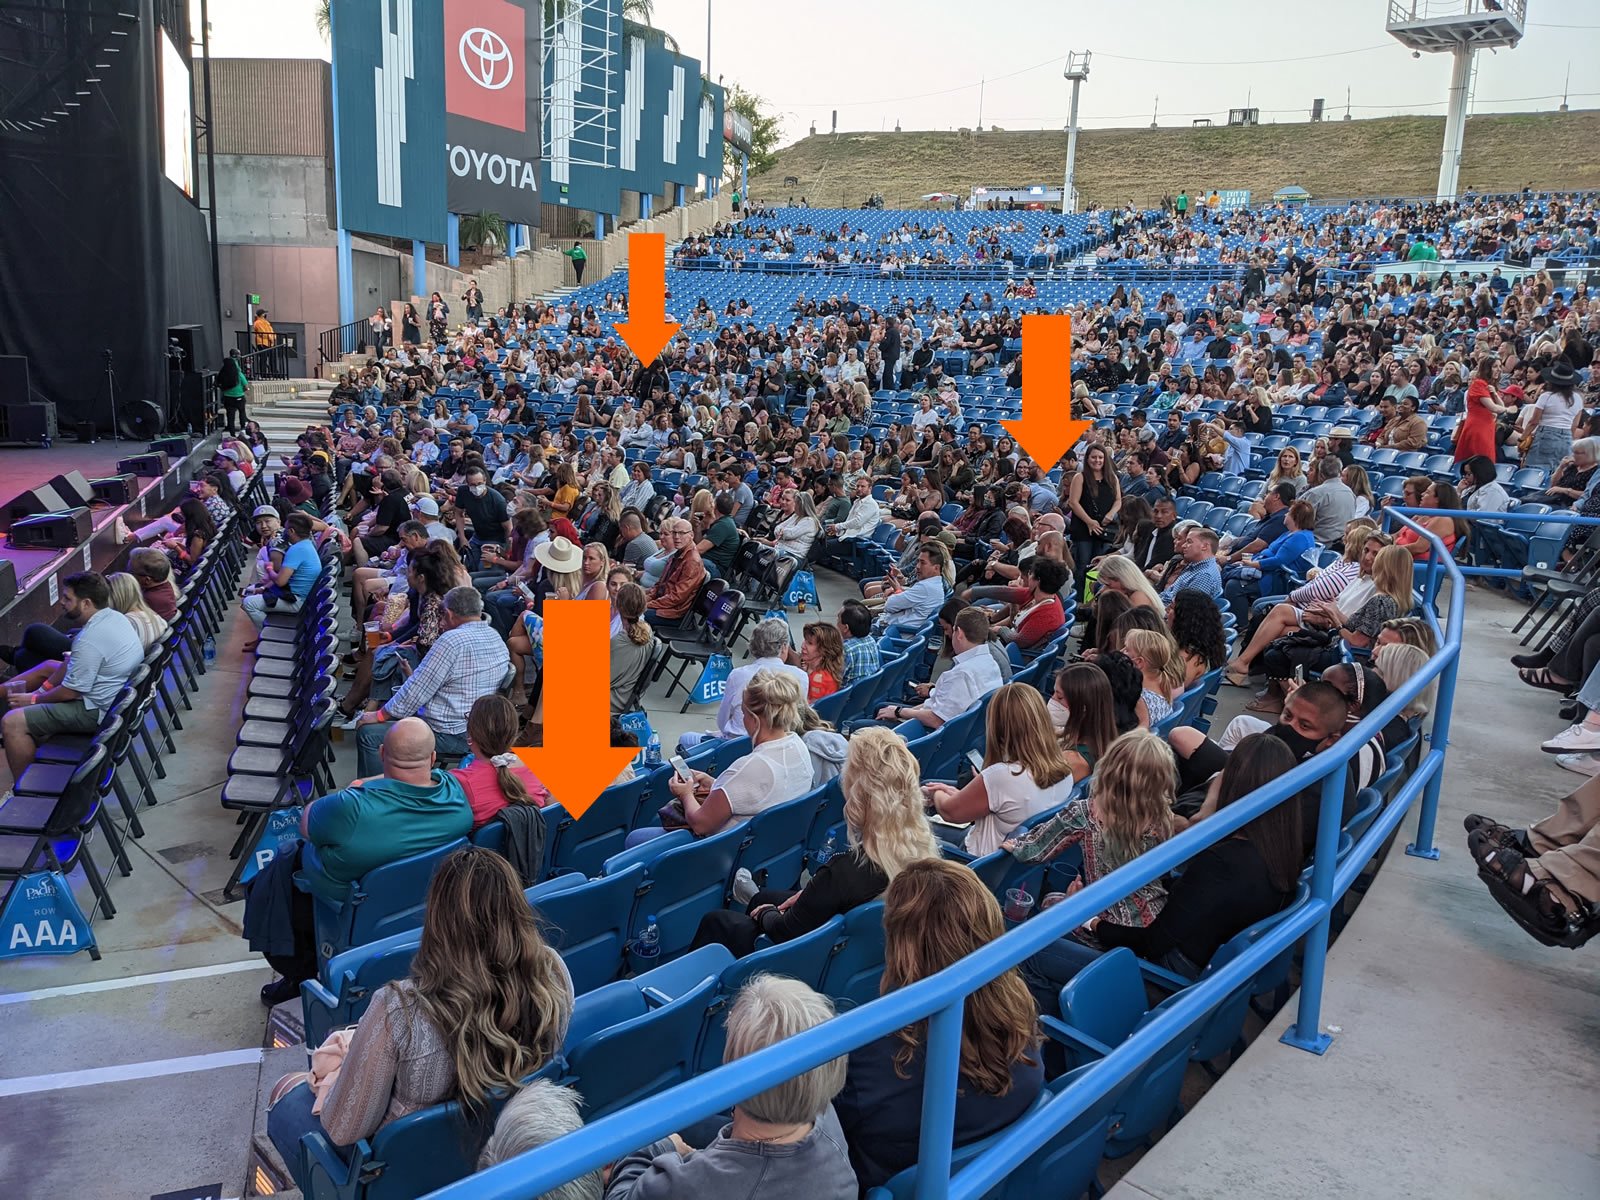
332,0,448,242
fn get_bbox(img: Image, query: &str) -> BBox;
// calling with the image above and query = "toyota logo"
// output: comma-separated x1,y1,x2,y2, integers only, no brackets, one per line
459,26,514,91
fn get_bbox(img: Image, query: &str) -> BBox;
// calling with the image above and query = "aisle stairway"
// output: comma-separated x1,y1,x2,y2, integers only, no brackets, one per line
245,380,335,446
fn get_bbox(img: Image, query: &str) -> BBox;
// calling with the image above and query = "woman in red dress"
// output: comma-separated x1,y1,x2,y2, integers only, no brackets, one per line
1454,357,1507,465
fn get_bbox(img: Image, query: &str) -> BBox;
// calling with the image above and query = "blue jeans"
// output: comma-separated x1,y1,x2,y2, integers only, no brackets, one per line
485,588,526,639
266,1080,323,1193
625,826,673,848
1578,660,1600,716
356,719,469,775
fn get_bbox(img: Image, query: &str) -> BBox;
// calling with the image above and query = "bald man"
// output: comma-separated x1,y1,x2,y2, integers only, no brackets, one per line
246,717,472,1006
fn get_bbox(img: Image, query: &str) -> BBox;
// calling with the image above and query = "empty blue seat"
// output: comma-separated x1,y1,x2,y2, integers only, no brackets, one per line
817,900,887,1010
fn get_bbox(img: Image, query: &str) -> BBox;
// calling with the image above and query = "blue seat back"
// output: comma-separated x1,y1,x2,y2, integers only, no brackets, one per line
536,864,648,993
628,825,747,960
311,837,469,962
1056,947,1148,1071
563,974,722,1120
733,791,820,893
818,900,887,1010
548,776,650,877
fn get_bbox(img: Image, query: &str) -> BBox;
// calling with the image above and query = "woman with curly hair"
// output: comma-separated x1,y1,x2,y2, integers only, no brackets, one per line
1168,588,1229,686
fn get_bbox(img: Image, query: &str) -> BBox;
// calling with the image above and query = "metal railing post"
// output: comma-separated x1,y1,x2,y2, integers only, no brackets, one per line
1280,767,1345,1054
1408,644,1456,860
914,1000,964,1200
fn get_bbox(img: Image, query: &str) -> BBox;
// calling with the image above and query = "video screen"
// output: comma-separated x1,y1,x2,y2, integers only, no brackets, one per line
160,29,193,197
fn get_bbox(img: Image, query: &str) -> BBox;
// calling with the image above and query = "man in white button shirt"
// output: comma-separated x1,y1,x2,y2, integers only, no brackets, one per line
822,475,883,561
678,618,809,753
877,608,1002,730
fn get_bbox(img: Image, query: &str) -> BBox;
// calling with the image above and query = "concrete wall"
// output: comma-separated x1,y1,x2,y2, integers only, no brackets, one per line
217,244,340,369
208,155,336,246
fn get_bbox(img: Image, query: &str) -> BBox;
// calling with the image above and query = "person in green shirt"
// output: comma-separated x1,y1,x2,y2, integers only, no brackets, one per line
698,492,742,576
563,240,588,283
1176,191,1189,218
218,349,248,434
1407,237,1439,262
299,717,472,903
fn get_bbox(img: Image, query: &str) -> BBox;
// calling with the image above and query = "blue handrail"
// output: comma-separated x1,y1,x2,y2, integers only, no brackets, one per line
432,507,1463,1200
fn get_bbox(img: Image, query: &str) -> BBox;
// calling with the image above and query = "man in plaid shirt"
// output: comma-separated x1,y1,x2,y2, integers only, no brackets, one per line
355,586,510,775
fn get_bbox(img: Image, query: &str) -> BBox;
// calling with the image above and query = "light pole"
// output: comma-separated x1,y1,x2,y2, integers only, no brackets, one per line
1062,51,1091,215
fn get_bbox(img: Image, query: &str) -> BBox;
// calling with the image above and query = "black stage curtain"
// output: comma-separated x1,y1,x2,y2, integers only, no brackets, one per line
0,0,218,429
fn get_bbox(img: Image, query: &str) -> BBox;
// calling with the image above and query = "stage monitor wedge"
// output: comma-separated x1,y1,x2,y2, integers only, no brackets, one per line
0,558,15,608
150,435,196,458
1,484,66,532
90,474,139,505
117,451,170,478
10,507,93,550
48,471,94,509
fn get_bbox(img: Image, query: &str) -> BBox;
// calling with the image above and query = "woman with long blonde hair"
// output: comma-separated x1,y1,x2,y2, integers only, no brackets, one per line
690,726,939,957
106,571,168,648
922,683,1075,856
266,847,573,1192
1266,445,1307,494
1123,627,1186,727
1006,728,1177,1009
833,859,1043,1192
1093,553,1164,613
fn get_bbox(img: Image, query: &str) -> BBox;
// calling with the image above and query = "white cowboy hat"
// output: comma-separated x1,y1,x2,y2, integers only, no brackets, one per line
534,535,583,573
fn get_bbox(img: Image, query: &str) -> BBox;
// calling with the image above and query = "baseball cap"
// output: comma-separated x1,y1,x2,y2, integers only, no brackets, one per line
252,504,279,520
218,447,242,462
410,495,441,517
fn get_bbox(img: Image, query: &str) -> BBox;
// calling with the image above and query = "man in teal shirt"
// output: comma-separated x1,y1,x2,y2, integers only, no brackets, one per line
248,718,471,1006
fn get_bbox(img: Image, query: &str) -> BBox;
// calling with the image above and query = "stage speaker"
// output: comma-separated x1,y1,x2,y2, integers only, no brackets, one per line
1,484,66,532
10,507,93,550
0,355,29,404
117,397,166,441
168,324,202,372
48,471,94,509
150,435,196,458
116,451,169,477
0,558,15,608
90,475,138,505
177,371,212,434
0,402,56,444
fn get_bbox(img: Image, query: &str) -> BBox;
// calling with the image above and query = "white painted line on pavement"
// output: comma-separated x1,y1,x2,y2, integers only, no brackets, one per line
0,958,267,1005
0,1048,264,1097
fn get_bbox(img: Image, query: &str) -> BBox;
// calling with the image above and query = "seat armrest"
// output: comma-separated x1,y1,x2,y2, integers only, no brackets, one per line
601,829,696,874
1038,1015,1114,1059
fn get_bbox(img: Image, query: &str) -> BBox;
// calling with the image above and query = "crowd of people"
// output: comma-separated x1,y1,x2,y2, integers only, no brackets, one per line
16,190,1597,1196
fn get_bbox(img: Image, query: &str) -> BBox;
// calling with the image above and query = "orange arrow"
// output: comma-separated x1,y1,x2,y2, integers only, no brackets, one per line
616,231,680,364
513,600,639,820
1001,312,1094,471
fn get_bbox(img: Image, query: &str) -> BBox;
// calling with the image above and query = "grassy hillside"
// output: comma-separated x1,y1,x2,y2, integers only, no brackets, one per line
755,111,1600,210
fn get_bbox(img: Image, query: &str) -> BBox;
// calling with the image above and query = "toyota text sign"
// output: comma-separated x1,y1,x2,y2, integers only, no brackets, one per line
445,0,540,224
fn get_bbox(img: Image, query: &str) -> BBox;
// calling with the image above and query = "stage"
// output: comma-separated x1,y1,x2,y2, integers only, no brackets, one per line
0,433,224,633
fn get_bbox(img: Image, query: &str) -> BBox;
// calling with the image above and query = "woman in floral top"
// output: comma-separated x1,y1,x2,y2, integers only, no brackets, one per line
1004,729,1178,1015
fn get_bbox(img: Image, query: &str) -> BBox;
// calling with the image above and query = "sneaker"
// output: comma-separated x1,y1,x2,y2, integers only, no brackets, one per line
337,710,364,731
1541,724,1600,754
731,868,759,906
1555,752,1600,777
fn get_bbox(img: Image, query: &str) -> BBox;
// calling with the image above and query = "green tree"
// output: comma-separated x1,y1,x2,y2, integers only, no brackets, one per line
459,211,508,254
723,81,781,185
315,0,329,40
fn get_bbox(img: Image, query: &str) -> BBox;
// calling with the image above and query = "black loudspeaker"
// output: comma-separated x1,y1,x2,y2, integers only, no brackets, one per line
168,324,202,372
0,403,55,444
1,484,65,532
90,475,138,505
10,507,93,550
177,371,212,434
0,558,16,608
48,471,94,508
117,397,166,441
0,355,29,404
117,451,169,477
150,435,196,458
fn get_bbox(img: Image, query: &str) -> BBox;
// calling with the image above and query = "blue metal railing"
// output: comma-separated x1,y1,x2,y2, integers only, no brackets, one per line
433,509,1463,1200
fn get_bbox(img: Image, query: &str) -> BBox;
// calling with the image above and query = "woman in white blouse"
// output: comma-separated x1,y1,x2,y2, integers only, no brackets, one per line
922,683,1076,857
769,488,821,562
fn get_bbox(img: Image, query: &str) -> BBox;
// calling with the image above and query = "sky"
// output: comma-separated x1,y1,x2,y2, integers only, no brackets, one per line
205,0,1600,146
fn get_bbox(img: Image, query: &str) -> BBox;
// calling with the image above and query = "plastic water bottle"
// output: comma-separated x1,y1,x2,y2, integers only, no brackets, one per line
633,916,660,964
646,732,663,766
814,832,837,866
203,634,216,663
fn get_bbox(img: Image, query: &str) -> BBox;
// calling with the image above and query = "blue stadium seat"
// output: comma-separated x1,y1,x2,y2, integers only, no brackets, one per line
817,900,887,1010
307,837,469,964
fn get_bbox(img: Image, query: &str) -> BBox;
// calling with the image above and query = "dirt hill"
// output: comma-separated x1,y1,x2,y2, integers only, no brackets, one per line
755,111,1600,210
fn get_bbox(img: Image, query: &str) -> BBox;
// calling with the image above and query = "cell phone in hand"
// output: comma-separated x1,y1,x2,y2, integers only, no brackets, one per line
669,754,695,783
965,748,985,773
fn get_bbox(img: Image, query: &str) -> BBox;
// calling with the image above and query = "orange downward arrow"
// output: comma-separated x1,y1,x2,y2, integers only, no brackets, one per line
1001,312,1093,470
616,231,680,365
514,600,639,820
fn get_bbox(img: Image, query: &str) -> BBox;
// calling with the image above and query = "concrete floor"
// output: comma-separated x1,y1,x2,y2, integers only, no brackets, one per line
1,571,1595,1198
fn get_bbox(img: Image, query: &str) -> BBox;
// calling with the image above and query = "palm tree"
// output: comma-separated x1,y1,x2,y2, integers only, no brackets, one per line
459,211,508,254
315,0,329,40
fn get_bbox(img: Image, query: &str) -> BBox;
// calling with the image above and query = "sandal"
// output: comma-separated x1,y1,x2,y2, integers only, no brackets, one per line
1222,667,1253,688
1463,814,1534,858
1476,848,1598,949
1245,693,1283,715
1517,666,1573,694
